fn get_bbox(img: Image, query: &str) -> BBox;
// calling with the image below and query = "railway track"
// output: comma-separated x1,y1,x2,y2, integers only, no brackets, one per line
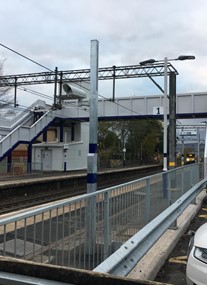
0,165,162,215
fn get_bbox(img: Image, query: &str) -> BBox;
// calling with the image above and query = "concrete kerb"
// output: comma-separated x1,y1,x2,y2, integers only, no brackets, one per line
127,189,207,281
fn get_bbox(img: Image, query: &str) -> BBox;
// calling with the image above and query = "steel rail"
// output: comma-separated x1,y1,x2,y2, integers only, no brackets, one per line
93,178,207,276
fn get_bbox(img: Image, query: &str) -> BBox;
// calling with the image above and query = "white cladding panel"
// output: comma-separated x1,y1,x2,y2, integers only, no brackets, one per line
146,96,164,115
32,142,88,171
194,93,207,112
177,94,193,113
0,92,207,159
98,93,207,117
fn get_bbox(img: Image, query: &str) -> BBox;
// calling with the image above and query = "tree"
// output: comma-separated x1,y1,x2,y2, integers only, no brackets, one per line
141,120,162,162
98,119,163,165
126,120,147,161
98,121,120,160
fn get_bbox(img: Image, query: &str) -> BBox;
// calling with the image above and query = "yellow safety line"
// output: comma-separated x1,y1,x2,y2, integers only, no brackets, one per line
198,214,207,218
201,208,207,211
168,256,187,265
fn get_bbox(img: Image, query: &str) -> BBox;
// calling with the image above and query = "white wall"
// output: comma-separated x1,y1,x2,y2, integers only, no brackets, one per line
65,122,89,170
32,122,90,171
65,142,87,170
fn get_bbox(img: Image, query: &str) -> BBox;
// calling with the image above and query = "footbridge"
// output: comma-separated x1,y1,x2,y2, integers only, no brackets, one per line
0,91,206,161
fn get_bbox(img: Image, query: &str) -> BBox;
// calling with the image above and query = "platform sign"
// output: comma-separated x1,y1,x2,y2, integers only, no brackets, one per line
180,129,197,136
153,106,163,115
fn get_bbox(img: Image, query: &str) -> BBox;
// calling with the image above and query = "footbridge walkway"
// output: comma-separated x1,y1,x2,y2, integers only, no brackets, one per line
0,91,207,160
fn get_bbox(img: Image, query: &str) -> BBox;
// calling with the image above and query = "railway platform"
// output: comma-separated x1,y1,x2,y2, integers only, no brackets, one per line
128,190,207,283
0,164,161,214
0,256,171,285
0,163,202,285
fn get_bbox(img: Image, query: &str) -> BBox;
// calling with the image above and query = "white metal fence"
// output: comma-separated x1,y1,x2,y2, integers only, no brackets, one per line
0,163,201,270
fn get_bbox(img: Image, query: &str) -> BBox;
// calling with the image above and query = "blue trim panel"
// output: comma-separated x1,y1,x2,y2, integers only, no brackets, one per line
7,152,12,172
1,111,207,162
27,143,32,164
63,112,207,121
87,173,97,184
43,131,47,142
60,120,64,142
89,143,97,153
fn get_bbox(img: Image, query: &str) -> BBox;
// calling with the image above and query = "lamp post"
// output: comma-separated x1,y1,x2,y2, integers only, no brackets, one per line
163,57,168,171
140,55,195,171
201,121,207,178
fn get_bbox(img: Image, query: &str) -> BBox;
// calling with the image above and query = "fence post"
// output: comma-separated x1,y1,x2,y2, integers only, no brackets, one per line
181,168,184,194
168,172,171,205
104,192,110,259
145,178,151,224
168,172,178,229
191,164,197,205
162,171,169,199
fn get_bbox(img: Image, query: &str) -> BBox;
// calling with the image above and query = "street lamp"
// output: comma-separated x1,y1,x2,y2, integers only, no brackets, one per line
201,121,207,178
140,56,195,65
140,55,195,171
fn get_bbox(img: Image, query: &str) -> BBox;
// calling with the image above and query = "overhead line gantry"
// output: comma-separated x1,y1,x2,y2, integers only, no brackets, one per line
0,63,178,86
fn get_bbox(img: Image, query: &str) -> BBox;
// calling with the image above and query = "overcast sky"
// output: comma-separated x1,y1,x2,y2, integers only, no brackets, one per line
0,0,207,109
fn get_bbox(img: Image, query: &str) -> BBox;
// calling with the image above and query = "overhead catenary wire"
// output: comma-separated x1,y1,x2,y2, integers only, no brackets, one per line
0,42,180,123
72,81,148,118
0,42,151,118
17,78,158,120
0,43,92,117
0,43,53,72
0,42,162,120
18,86,91,116
17,81,145,119
17,86,54,101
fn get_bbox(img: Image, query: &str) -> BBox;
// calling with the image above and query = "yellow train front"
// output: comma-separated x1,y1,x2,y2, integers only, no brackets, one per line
185,153,196,164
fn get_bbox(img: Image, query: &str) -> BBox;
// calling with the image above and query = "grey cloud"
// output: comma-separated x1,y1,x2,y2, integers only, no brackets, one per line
0,0,207,103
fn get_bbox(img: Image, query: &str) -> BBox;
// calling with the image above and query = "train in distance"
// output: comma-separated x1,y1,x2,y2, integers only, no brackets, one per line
185,153,196,164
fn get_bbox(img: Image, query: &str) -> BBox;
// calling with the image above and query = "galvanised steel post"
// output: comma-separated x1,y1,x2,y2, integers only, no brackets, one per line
204,123,207,178
86,39,99,256
163,57,168,171
181,169,184,194
169,72,176,189
145,177,151,224
191,165,197,205
104,191,110,259
169,72,176,170
168,171,177,229
197,127,200,169
162,57,169,200
14,77,17,107
53,67,58,107
58,71,63,106
87,39,99,193
112,65,116,102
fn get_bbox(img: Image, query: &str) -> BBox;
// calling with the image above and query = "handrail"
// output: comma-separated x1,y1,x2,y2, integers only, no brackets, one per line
0,169,162,225
0,109,55,158
93,178,207,276
0,99,48,129
0,163,202,273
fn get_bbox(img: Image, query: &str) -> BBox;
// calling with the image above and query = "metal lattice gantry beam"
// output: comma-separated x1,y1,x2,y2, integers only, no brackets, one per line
0,62,178,87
